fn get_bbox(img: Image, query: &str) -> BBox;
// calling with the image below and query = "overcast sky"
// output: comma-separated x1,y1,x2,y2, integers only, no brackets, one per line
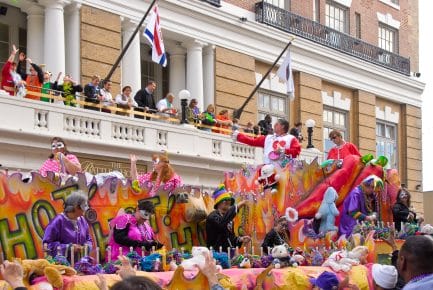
420,0,432,191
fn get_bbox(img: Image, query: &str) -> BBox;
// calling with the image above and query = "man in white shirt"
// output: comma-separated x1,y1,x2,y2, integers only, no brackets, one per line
99,80,114,113
156,93,178,120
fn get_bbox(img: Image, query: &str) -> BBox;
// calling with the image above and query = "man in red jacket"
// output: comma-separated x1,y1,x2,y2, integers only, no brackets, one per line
327,129,361,160
1,45,19,96
233,118,301,164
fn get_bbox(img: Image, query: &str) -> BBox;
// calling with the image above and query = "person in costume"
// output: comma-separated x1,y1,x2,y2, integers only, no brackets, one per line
327,129,361,160
392,188,424,231
39,137,82,177
130,153,182,196
338,175,383,236
42,191,93,261
261,216,290,254
206,184,250,252
233,118,301,164
108,200,163,261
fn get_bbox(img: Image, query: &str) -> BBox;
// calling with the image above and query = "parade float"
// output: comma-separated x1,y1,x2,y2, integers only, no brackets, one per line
0,154,413,289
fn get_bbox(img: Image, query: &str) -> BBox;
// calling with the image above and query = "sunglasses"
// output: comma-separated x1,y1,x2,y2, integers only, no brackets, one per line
51,142,65,150
330,136,337,140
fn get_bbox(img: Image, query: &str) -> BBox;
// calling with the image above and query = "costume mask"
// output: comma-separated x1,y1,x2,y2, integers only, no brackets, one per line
51,142,65,150
139,210,151,220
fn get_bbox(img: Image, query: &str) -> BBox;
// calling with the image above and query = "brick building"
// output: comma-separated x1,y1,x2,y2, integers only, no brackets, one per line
0,0,424,210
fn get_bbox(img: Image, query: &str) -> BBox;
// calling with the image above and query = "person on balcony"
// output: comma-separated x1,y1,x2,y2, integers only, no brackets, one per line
83,75,101,111
43,191,93,262
130,153,183,196
16,51,27,82
186,98,201,124
53,73,83,106
134,80,157,119
327,129,361,160
233,118,301,164
24,58,44,101
213,109,233,135
99,80,115,113
115,85,137,116
156,92,178,120
39,137,82,178
257,114,273,135
201,104,218,132
1,44,20,96
41,71,58,102
108,200,163,261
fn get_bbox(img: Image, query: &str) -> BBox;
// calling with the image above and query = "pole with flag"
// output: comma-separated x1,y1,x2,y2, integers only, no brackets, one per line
233,36,295,119
104,0,158,82
143,4,167,67
276,49,295,101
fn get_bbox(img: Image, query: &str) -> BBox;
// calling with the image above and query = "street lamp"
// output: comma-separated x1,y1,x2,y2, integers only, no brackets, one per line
178,90,191,124
305,119,316,149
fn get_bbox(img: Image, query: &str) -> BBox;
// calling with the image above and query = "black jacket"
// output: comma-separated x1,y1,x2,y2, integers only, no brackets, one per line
113,224,162,251
393,202,417,231
261,228,289,254
134,88,156,110
206,206,242,251
83,83,100,102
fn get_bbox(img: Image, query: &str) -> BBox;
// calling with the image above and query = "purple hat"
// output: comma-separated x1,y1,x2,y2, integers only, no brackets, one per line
310,271,339,290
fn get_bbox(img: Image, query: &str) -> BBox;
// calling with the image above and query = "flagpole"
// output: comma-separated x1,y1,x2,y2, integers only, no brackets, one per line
104,0,158,82
233,37,294,120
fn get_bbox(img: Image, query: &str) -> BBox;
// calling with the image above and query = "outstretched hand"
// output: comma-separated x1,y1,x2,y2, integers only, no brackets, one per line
12,45,18,55
94,273,108,290
130,154,137,163
198,251,220,288
116,255,136,279
0,261,25,289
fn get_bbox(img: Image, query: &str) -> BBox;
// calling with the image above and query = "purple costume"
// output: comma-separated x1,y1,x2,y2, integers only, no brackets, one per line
338,186,374,236
108,214,155,261
42,213,93,259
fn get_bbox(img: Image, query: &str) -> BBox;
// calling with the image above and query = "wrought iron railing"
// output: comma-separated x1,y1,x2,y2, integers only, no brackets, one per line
201,0,221,7
255,1,410,76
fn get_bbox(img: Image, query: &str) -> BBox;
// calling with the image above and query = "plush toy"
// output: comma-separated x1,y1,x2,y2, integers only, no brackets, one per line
239,257,251,268
421,224,433,235
315,187,339,233
256,164,280,193
322,246,368,272
270,244,292,268
17,258,77,289
180,246,210,270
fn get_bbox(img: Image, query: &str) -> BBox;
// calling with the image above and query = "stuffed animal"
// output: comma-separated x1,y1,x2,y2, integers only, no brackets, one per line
17,258,77,289
315,187,339,233
421,224,433,235
322,246,368,272
239,257,251,268
270,243,292,268
180,246,210,270
256,164,280,193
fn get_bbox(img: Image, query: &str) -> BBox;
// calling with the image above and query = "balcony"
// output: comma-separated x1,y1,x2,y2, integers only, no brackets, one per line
201,0,221,7
255,1,410,76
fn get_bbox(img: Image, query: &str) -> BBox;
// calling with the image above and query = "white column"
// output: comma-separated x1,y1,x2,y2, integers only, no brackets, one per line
203,45,215,109
185,40,205,111
40,0,69,75
168,42,186,109
121,19,141,93
21,4,45,65
65,1,81,81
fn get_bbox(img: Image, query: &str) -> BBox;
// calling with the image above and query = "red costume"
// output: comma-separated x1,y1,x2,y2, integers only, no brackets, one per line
327,142,361,160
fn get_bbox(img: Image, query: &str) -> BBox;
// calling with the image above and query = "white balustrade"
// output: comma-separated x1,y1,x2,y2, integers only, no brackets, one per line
212,140,222,156
157,130,168,147
231,143,255,160
64,115,100,136
34,110,49,129
112,123,145,143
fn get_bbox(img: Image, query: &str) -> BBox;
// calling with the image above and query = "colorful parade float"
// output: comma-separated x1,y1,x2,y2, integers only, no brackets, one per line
0,152,424,289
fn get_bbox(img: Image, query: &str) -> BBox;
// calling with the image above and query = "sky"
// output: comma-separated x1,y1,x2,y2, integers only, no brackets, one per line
420,0,432,191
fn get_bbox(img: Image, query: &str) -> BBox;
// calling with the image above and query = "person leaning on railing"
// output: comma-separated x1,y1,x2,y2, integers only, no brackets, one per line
83,75,101,111
53,73,83,106
24,58,43,101
115,85,138,116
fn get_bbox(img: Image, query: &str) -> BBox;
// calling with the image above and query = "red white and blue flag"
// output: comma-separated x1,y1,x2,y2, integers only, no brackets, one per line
144,5,167,67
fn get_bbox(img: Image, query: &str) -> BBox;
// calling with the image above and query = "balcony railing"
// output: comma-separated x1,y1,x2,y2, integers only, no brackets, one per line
255,1,410,76
201,0,221,7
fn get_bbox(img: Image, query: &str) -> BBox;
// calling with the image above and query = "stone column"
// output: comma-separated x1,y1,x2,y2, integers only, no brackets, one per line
168,42,186,109
21,3,45,65
40,0,70,75
185,40,205,111
203,45,215,109
121,18,141,92
65,1,81,81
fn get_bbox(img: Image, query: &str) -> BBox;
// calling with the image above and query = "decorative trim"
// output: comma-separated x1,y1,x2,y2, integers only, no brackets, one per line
375,106,399,123
377,12,400,29
379,0,400,11
321,91,351,111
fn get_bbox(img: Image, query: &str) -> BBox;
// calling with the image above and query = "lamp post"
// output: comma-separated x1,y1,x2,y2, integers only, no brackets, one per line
305,119,316,149
178,90,191,124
